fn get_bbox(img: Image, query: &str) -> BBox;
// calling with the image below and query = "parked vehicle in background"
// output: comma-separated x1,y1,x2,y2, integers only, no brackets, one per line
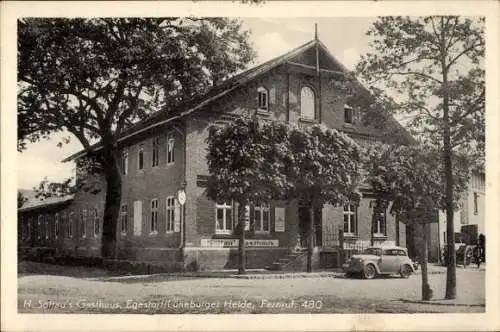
342,246,415,279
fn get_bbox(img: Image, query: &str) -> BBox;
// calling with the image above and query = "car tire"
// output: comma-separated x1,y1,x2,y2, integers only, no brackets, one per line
363,264,377,279
400,264,412,278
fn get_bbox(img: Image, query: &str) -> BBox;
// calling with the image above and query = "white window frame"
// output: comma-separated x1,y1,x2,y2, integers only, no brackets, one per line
167,138,175,165
166,196,175,233
121,149,129,175
67,212,74,238
215,202,233,235
80,208,87,238
137,145,144,171
257,86,268,111
254,204,270,233
93,208,100,237
300,86,316,120
120,204,128,235
152,137,160,167
54,213,60,239
150,199,159,234
343,203,357,236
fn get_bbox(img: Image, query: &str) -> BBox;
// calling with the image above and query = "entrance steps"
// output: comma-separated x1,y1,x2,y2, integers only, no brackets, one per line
265,249,309,271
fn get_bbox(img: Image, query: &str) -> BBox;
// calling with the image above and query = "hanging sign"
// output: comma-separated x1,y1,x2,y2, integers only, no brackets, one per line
177,189,186,206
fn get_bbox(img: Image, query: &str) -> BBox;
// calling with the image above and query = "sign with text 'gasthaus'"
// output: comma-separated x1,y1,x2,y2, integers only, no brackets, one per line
200,239,279,248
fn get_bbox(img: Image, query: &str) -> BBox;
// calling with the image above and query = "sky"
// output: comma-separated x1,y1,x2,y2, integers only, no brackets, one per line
17,17,375,190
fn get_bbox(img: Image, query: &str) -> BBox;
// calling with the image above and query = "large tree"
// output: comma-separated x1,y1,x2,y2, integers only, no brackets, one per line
364,143,470,300
357,16,484,299
206,116,292,274
18,18,255,260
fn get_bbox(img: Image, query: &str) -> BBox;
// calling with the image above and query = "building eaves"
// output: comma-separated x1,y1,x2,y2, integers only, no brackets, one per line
18,195,74,213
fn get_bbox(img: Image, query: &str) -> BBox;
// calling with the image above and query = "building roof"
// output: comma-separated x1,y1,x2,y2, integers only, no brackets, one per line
18,195,74,213
63,38,413,162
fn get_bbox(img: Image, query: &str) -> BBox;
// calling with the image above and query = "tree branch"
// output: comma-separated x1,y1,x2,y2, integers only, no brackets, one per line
388,71,442,84
446,42,484,70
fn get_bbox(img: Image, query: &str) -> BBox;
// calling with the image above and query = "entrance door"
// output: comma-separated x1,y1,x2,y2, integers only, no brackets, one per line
298,207,322,248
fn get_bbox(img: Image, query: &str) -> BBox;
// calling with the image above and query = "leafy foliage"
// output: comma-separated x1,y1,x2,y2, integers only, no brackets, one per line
206,117,362,207
364,143,470,215
18,18,255,258
357,16,485,162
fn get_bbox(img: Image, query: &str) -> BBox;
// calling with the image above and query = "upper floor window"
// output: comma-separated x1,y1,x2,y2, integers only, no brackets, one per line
257,86,268,111
138,145,144,171
344,105,354,124
254,204,270,232
166,196,175,232
121,149,128,175
343,203,357,235
120,204,128,235
300,86,316,120
150,199,159,233
152,138,160,167
167,138,175,165
215,202,233,235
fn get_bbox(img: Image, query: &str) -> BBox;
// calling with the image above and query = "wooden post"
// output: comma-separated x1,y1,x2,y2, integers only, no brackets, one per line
307,204,314,273
420,222,432,300
339,228,345,265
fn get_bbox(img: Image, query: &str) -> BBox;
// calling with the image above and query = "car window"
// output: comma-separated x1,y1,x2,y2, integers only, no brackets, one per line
383,249,398,256
398,250,407,256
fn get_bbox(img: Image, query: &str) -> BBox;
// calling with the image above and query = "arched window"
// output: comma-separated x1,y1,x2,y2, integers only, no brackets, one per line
300,86,315,120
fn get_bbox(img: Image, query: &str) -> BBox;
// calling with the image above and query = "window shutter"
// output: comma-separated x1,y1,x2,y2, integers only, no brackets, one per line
269,88,276,105
174,199,181,232
274,207,285,232
133,200,142,236
197,194,215,235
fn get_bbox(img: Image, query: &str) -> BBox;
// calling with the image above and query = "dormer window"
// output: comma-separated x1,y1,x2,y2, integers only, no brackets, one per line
344,104,353,124
257,87,268,111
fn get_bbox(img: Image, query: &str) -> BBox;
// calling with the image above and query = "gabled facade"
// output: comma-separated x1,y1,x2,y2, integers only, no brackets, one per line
18,38,413,271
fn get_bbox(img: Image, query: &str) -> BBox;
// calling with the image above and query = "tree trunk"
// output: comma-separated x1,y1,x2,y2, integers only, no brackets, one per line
307,205,314,273
420,223,432,301
100,149,122,263
237,203,247,275
441,44,457,301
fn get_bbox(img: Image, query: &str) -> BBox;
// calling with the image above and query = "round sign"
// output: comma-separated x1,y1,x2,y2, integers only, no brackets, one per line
177,189,186,206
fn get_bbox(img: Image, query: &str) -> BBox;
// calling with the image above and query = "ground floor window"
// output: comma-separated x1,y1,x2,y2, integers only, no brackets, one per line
55,213,60,239
93,208,100,237
254,204,270,232
166,196,175,232
215,202,233,234
80,209,87,238
151,199,159,233
44,215,50,239
120,204,128,235
343,203,357,235
372,203,386,236
67,212,74,238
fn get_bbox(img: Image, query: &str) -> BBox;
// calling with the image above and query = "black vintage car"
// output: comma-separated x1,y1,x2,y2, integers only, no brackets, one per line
441,243,482,267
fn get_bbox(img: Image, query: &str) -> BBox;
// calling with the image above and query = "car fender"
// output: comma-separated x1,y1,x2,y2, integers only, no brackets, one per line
363,261,381,274
399,262,415,273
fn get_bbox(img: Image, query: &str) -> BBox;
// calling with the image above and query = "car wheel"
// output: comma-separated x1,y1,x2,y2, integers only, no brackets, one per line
400,264,412,278
363,264,377,279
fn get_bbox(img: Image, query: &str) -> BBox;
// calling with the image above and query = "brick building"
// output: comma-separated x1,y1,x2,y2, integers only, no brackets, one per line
18,37,414,271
